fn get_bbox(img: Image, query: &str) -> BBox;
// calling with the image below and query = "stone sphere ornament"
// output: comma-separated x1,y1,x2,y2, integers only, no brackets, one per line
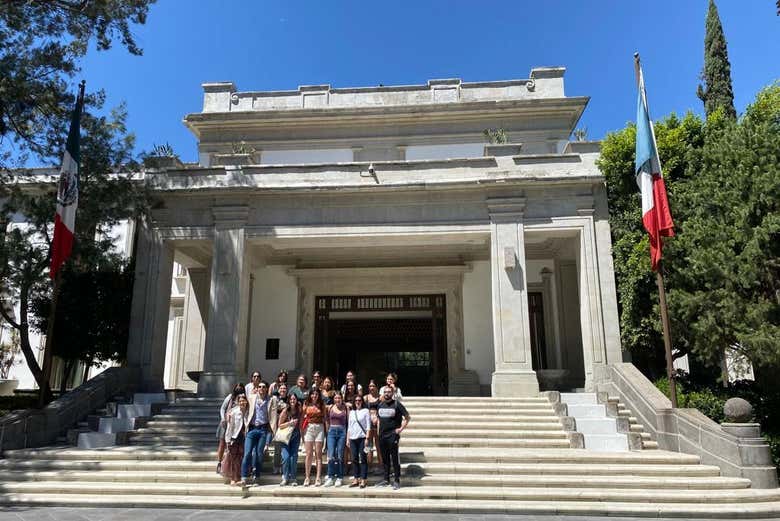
723,397,753,423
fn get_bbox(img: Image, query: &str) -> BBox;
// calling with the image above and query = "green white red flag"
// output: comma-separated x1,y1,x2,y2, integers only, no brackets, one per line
635,60,675,272
50,82,85,279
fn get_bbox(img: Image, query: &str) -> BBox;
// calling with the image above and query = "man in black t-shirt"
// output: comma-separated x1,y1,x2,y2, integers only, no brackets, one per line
374,385,410,489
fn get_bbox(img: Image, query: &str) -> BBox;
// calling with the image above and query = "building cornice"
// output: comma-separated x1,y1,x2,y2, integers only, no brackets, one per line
184,97,589,139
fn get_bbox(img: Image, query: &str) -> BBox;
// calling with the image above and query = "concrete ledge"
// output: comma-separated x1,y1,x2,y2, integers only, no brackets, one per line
596,362,779,488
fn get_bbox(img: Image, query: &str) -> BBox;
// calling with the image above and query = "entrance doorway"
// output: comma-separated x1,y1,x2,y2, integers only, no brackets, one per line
313,295,447,395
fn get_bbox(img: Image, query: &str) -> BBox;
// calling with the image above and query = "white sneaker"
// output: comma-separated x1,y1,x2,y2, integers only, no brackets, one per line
290,481,298,487
323,477,334,487
279,479,287,486
335,478,343,487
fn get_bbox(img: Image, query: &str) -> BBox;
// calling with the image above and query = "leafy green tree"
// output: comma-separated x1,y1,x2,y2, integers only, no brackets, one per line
31,264,135,394
697,0,737,119
599,85,780,380
0,0,154,168
597,113,704,377
0,100,148,399
667,85,780,369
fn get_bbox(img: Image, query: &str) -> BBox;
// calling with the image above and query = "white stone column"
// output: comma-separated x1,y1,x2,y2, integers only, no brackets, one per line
172,268,209,391
487,197,539,396
127,218,175,392
198,205,250,397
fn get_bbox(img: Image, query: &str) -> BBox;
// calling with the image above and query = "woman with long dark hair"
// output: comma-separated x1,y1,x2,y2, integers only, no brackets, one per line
301,388,325,486
278,392,302,486
216,383,245,474
221,393,249,485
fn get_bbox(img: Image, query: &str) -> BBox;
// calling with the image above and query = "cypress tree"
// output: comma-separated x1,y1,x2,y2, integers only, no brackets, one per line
696,0,737,119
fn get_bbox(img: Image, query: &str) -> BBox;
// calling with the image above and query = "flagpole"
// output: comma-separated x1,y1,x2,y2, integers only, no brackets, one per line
38,270,62,407
633,54,678,408
38,80,85,408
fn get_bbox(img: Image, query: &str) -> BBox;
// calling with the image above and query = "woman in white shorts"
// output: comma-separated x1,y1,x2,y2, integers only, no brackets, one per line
302,389,326,486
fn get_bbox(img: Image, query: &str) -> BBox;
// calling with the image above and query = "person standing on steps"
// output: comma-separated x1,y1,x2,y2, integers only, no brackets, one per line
240,380,272,486
375,382,410,490
379,372,403,402
347,393,371,488
301,388,326,487
269,382,289,475
289,374,308,402
221,393,249,486
340,369,363,395
278,392,302,486
320,376,336,406
216,383,245,475
269,370,288,396
323,391,348,487
364,379,383,475
310,370,323,391
245,371,262,397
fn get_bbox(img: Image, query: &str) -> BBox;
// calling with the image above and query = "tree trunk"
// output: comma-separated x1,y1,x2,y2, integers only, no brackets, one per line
17,282,52,403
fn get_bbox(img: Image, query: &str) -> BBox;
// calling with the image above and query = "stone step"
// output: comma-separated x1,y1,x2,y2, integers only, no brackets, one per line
583,434,629,452
132,427,568,439
117,403,151,419
1,481,777,504
559,393,598,405
5,493,780,518
76,432,117,449
125,436,573,449
133,393,168,405
3,493,780,519
143,419,565,430
96,417,135,434
148,412,561,423
643,441,660,450
573,417,618,435
3,446,704,465
565,404,607,418
0,469,752,490
0,459,724,477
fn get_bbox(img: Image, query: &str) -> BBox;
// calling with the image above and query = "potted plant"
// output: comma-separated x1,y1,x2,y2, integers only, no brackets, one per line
142,142,183,170
0,329,21,396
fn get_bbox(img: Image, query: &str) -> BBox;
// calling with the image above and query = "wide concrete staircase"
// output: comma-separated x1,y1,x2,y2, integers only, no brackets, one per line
1,395,779,518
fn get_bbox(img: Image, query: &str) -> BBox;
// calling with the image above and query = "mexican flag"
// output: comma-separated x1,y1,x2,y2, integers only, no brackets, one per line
50,82,85,279
635,61,675,272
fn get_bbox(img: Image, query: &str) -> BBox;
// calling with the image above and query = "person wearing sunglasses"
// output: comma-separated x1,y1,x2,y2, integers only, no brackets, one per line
240,380,272,486
245,371,262,396
347,394,371,488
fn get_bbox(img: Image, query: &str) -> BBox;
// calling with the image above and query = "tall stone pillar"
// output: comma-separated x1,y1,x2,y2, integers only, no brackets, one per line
197,205,250,397
172,268,209,390
487,197,539,396
127,218,175,392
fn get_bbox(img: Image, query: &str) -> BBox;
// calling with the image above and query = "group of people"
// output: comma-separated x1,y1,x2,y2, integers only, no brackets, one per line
217,369,410,490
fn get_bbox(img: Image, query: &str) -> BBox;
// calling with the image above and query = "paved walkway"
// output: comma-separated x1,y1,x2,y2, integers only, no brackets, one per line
0,508,772,521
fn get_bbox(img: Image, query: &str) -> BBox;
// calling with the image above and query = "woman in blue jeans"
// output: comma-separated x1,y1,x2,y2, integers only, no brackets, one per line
323,391,348,487
347,394,371,488
278,393,302,486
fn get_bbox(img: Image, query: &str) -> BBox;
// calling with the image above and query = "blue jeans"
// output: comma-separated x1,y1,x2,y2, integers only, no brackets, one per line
281,429,301,482
326,426,346,479
349,438,368,479
241,425,271,479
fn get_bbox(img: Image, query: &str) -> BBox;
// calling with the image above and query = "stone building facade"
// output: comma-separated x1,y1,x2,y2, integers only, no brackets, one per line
128,67,623,397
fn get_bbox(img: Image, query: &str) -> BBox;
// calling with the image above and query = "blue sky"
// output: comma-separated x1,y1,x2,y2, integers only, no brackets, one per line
73,0,779,164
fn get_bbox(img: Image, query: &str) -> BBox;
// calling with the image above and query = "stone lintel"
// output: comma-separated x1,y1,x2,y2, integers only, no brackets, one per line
212,205,248,228
487,196,527,221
